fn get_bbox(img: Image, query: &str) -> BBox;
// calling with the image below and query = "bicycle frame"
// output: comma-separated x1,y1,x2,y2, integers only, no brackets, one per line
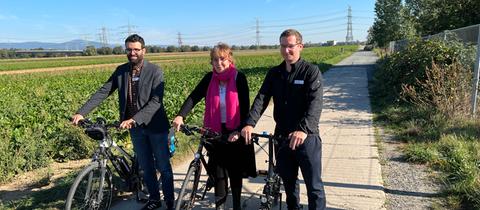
175,125,222,210
65,118,146,210
252,133,284,210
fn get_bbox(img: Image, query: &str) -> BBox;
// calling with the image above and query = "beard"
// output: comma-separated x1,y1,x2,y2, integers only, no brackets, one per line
127,54,144,65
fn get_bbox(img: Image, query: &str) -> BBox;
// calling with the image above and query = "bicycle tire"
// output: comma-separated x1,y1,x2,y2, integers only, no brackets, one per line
65,162,113,210
175,162,202,210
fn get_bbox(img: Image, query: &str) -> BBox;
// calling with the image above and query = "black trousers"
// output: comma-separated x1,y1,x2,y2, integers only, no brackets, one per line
209,157,242,210
276,135,326,210
205,123,243,210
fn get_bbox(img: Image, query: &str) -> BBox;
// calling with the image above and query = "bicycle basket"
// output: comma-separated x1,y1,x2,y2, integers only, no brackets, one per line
85,126,107,140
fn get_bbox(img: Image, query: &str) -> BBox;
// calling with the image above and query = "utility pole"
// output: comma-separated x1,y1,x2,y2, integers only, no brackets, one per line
345,6,354,44
79,34,91,50
99,27,109,48
255,18,260,50
177,32,183,47
120,20,137,42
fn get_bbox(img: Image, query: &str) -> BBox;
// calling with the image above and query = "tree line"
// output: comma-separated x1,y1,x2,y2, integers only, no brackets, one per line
368,0,480,47
0,44,284,59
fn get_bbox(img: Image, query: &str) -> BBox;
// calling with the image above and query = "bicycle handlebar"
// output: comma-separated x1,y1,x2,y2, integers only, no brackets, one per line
250,132,289,144
75,117,120,140
179,124,221,139
78,117,120,129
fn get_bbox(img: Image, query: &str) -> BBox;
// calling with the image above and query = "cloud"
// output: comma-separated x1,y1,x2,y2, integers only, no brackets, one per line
0,14,18,20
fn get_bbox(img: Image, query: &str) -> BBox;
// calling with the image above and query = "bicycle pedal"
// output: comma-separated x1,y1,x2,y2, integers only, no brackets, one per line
257,170,268,176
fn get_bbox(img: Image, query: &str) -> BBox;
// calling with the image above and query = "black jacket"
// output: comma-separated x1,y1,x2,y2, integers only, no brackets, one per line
246,58,323,136
176,71,257,178
76,60,170,133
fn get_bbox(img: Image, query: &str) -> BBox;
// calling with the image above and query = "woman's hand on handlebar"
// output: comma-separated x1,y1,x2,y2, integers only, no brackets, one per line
228,131,240,142
172,116,184,132
71,114,84,125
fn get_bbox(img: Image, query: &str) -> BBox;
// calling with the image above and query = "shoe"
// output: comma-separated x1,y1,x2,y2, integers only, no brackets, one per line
165,200,174,210
141,200,162,210
216,202,225,210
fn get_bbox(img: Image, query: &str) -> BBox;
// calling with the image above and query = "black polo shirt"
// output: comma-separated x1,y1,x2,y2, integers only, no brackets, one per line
246,58,323,136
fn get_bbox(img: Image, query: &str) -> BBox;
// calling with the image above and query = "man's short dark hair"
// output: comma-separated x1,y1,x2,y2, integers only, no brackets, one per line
279,29,303,44
125,34,145,48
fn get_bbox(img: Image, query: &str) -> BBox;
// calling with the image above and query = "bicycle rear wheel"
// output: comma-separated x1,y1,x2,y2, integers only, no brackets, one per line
65,162,113,210
175,162,202,210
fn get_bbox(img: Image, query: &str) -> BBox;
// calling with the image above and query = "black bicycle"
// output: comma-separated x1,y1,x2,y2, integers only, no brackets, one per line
251,132,285,210
175,124,222,210
65,117,147,210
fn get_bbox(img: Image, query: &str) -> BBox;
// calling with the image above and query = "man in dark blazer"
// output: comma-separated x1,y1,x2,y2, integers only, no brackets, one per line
72,34,173,210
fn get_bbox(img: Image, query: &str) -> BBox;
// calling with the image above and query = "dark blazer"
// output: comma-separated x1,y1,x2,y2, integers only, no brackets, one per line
77,60,170,133
177,71,257,178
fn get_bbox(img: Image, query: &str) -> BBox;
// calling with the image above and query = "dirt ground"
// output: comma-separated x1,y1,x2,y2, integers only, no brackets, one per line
0,159,90,202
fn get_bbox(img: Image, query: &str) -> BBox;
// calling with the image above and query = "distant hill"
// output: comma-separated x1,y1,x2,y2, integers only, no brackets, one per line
0,39,118,50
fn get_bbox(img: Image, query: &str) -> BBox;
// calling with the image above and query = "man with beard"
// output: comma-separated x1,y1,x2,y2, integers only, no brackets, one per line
72,34,174,210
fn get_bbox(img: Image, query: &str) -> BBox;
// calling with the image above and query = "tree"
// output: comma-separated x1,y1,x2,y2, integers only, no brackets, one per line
83,45,97,56
405,0,480,35
191,45,200,52
112,46,124,55
368,0,418,47
180,45,191,52
97,47,113,55
166,45,178,52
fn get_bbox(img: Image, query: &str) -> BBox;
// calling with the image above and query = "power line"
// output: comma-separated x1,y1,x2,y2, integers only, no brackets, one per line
262,16,345,28
261,10,346,23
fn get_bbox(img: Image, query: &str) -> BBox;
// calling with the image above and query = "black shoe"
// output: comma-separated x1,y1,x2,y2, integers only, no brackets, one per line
166,200,174,210
141,200,162,210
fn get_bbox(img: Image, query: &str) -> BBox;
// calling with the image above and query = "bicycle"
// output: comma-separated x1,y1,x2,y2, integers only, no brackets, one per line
175,124,223,210
65,117,147,210
251,132,286,210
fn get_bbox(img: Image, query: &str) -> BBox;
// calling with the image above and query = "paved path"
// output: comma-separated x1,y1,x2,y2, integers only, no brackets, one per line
111,50,385,209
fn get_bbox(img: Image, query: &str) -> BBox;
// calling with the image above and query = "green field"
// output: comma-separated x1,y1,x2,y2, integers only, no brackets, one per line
0,45,357,209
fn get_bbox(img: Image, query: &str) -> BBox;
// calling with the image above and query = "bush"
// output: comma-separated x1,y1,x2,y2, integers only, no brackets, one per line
401,61,472,119
373,38,475,105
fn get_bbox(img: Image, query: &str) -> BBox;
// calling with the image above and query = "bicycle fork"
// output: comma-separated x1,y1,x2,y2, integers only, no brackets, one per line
260,137,282,210
97,158,107,207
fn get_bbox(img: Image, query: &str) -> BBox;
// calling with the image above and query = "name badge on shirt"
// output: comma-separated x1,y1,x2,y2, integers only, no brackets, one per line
294,80,304,85
132,76,140,82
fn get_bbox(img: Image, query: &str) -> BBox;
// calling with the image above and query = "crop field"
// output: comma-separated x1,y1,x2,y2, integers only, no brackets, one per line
0,45,357,184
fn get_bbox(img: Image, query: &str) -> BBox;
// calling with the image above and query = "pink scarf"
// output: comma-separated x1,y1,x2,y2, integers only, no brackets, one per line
204,64,240,133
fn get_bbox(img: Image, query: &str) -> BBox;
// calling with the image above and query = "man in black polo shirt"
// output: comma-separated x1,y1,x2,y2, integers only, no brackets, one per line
241,29,325,210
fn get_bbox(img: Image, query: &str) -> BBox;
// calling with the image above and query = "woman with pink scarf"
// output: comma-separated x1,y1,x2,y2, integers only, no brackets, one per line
172,43,256,210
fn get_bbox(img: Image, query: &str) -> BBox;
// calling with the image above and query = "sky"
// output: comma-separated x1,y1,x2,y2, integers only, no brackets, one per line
0,0,376,46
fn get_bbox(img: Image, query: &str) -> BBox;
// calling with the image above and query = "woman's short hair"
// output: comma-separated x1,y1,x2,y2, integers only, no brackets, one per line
210,42,234,63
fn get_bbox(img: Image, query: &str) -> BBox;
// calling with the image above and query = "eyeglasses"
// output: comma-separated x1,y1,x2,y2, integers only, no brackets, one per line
125,48,143,53
280,43,300,50
212,56,229,62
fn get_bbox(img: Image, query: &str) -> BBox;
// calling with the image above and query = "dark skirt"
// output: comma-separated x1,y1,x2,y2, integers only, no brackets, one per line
204,126,257,178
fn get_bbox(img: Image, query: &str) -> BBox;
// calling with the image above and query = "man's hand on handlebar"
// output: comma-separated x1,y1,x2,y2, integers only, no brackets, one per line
120,119,136,129
240,125,254,145
71,114,84,125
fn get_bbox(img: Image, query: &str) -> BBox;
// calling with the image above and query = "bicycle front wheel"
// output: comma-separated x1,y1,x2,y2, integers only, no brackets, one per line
175,162,202,210
65,162,113,210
